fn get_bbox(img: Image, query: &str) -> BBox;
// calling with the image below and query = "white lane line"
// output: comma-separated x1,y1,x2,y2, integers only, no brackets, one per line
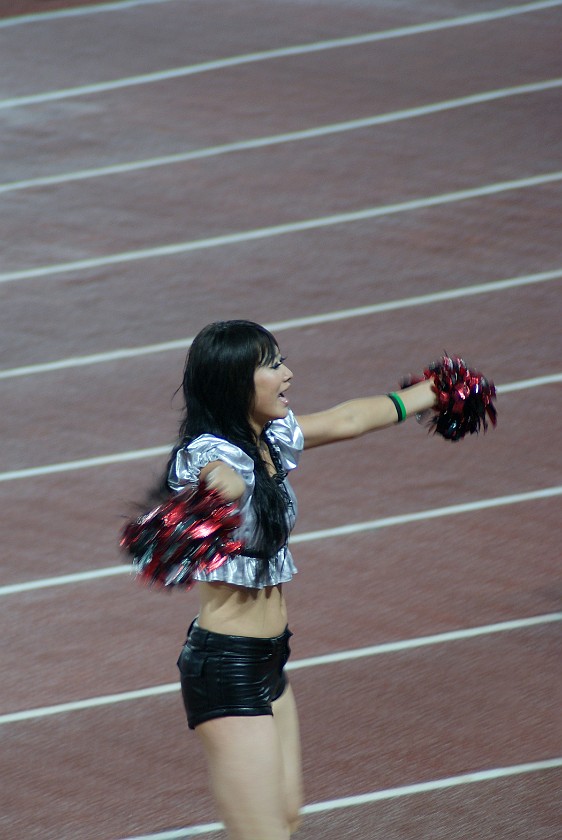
2,78,561,195
118,758,562,839
287,613,562,669
1,485,560,595
1,171,561,285
0,378,560,483
1,269,561,380
301,757,562,812
498,373,562,393
0,565,131,596
1,2,561,106
0,446,170,482
122,820,223,840
292,486,562,545
1,612,560,724
0,0,178,28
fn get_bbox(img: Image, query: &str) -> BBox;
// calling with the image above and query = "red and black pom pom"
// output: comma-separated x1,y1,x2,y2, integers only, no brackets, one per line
402,353,497,442
120,486,243,589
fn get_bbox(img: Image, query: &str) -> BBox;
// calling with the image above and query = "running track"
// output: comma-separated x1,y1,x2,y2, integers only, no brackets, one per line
1,1,561,838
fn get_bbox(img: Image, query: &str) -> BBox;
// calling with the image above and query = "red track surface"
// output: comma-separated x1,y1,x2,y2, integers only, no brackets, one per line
1,2,561,838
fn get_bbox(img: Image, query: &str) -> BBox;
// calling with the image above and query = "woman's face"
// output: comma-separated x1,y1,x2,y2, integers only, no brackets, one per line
250,350,293,433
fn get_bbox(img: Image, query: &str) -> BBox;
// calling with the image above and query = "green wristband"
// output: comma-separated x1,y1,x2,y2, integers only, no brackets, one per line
387,392,407,423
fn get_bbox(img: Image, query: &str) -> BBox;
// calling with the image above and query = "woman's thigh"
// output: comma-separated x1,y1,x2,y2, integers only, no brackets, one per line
272,684,303,831
196,713,292,840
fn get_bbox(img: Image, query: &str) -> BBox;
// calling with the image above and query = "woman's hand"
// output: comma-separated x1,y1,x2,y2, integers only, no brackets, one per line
200,461,246,502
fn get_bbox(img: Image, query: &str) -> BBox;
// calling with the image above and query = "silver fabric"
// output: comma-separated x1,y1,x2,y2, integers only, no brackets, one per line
167,411,304,588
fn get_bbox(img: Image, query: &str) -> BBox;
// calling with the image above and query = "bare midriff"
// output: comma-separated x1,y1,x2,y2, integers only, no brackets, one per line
197,581,289,638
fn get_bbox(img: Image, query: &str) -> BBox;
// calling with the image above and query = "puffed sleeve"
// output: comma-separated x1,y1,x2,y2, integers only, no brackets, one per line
266,410,304,471
168,435,255,497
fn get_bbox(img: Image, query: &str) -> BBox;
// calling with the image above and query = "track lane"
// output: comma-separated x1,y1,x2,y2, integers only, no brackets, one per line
2,4,561,183
2,624,560,839
1,182,561,367
1,282,560,472
1,481,560,709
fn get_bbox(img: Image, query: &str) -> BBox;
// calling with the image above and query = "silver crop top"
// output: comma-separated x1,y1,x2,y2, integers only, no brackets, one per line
167,410,304,589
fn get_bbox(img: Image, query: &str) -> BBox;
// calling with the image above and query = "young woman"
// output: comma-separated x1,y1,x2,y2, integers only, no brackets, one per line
156,320,437,839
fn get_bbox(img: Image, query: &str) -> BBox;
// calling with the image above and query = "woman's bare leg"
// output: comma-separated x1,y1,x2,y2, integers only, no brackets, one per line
272,683,303,833
196,713,294,840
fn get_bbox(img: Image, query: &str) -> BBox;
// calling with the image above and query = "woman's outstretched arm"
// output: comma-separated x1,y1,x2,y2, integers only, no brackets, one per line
297,379,436,449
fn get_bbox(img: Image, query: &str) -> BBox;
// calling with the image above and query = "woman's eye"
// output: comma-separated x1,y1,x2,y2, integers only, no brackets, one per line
272,356,286,369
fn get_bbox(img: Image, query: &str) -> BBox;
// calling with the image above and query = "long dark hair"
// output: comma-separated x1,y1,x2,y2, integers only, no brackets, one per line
167,320,290,556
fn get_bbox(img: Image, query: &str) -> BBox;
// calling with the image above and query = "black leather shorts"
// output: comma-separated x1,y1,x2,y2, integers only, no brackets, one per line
177,620,293,729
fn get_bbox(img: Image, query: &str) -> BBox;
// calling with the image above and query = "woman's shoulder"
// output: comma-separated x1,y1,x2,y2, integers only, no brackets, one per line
168,434,255,491
266,410,304,470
